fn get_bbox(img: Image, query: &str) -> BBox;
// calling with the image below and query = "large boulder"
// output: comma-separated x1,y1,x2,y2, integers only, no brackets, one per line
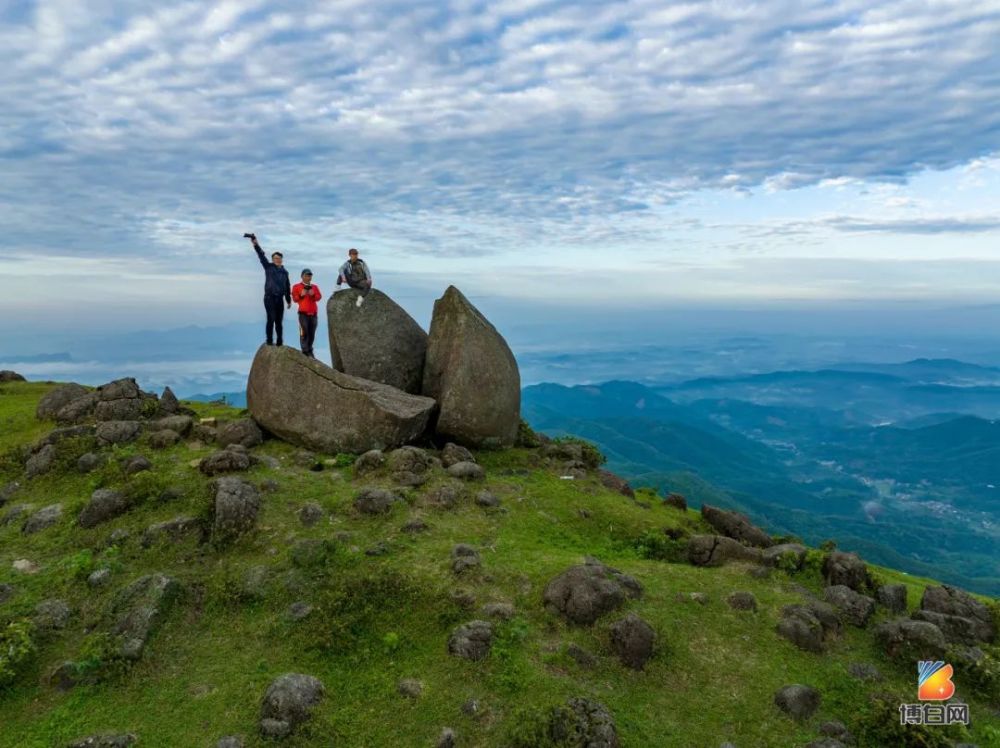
78,489,131,529
22,504,62,534
0,370,25,382
422,286,520,448
608,613,655,670
548,698,621,748
543,558,643,625
36,383,91,420
874,618,947,660
918,585,996,644
823,585,876,627
688,535,764,567
774,684,821,721
701,505,773,548
821,551,871,592
247,345,436,454
94,378,150,422
327,288,428,394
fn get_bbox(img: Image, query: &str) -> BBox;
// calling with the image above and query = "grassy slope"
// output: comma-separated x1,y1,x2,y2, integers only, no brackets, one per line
0,381,997,748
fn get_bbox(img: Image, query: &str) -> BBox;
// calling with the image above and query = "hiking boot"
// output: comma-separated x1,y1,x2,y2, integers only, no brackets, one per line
356,295,364,307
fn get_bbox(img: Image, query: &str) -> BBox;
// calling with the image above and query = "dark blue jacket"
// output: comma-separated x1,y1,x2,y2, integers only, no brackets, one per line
254,244,291,302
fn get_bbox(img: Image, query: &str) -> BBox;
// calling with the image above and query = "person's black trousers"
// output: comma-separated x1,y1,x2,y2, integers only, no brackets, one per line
346,279,371,297
298,312,318,357
264,294,285,345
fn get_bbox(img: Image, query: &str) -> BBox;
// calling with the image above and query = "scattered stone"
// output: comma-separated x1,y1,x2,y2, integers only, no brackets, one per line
96,420,143,447
218,418,264,449
159,386,180,414
451,588,476,610
447,461,485,481
818,720,853,744
241,566,270,601
397,678,423,698
701,504,773,548
777,604,840,653
290,539,336,568
12,558,40,574
475,490,501,508
436,728,456,748
774,684,821,721
25,444,57,478
441,442,475,468
688,535,764,567
148,429,181,449
402,518,429,533
821,551,871,592
365,541,391,556
108,573,181,660
452,544,482,574
199,445,253,476
727,591,758,612
918,585,996,644
208,477,261,542
599,469,636,498
79,489,131,529
94,378,147,421
763,543,808,570
107,529,130,546
34,598,71,629
259,673,325,738
689,592,710,605
874,618,947,660
481,602,516,620
548,698,620,748
260,478,280,493
141,516,200,547
34,424,94,449
461,698,482,716
824,585,876,627
192,423,218,443
155,415,193,435
425,481,466,508
0,480,19,506
2,503,33,526
67,735,137,748
543,558,643,625
22,503,63,534
0,583,14,603
354,487,404,515
77,452,106,473
393,470,427,487
354,449,386,475
875,583,908,614
387,446,431,474
48,661,81,691
608,613,655,670
847,662,882,681
663,493,687,511
216,738,244,748
247,345,436,453
88,569,112,588
287,602,314,622
447,620,494,660
36,382,91,420
298,502,324,527
123,455,152,476
567,643,598,668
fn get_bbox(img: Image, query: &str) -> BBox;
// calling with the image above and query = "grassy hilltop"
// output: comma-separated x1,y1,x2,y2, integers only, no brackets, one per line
0,379,998,747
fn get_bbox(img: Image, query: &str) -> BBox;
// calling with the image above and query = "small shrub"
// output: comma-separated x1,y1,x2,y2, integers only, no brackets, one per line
506,704,560,748
853,692,963,748
635,531,687,563
952,645,1000,704
331,453,355,468
819,539,838,552
0,619,36,690
124,470,168,505
553,436,606,468
516,419,543,448
73,632,128,682
489,618,532,695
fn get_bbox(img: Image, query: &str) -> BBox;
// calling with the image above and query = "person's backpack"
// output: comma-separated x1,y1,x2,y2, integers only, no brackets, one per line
347,259,367,283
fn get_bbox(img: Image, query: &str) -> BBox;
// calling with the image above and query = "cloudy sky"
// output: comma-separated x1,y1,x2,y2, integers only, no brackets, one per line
2,0,1000,336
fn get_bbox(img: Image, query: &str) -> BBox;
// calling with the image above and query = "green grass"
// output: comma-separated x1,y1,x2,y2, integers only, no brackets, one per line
0,380,998,747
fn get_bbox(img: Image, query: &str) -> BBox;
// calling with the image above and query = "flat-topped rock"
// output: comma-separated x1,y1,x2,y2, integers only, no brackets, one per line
328,288,428,394
247,345,436,454
422,286,520,448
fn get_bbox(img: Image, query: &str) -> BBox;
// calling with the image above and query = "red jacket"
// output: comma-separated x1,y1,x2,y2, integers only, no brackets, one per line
292,282,322,315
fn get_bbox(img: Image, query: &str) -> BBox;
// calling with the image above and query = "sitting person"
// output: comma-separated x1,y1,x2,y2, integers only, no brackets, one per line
337,248,372,307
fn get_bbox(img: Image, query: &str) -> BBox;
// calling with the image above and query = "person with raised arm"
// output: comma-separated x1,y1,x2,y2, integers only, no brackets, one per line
245,233,291,346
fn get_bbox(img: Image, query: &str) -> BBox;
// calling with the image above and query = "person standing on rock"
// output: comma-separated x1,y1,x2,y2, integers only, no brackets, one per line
292,269,322,358
246,233,291,346
337,248,372,307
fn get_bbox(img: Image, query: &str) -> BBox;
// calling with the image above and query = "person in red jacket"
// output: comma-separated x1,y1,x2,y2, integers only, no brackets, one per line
292,269,322,358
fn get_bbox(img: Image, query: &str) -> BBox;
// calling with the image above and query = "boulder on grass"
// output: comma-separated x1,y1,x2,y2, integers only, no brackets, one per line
210,477,261,542
327,288,428,394
37,383,91,420
247,345,436,454
918,585,996,644
259,673,325,739
701,504,773,547
108,573,181,660
548,698,620,748
544,558,643,625
447,620,494,661
823,585,876,627
78,489,131,529
874,618,947,660
608,613,655,670
422,286,520,448
688,535,764,567
774,684,821,721
821,551,871,592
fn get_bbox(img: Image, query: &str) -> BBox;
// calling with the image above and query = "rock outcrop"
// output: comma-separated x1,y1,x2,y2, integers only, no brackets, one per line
247,345,436,454
327,288,428,394
107,573,181,660
701,505,773,548
422,286,520,448
544,558,643,625
259,673,325,739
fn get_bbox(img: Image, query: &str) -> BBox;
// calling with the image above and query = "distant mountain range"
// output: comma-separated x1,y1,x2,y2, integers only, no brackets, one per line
524,359,1000,596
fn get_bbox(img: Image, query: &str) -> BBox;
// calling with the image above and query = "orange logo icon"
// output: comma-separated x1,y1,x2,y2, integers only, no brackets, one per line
918,661,955,701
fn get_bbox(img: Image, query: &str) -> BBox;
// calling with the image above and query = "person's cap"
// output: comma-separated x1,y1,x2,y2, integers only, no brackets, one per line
348,247,359,255
301,268,312,276
271,251,283,258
